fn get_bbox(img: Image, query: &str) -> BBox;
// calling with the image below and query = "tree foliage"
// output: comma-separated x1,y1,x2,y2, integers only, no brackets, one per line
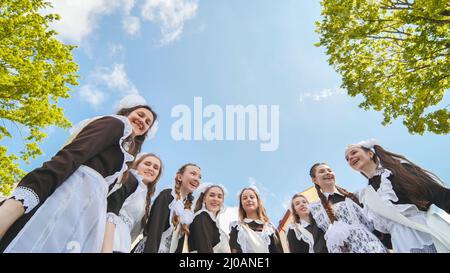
316,0,450,134
0,0,78,195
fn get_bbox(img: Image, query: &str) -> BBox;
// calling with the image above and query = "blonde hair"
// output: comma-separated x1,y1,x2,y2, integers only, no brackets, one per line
238,188,269,223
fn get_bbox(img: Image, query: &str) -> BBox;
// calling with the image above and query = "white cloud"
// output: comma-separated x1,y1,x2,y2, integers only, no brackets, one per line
141,0,199,45
46,0,198,46
48,0,120,44
79,84,107,108
80,63,139,109
299,87,346,103
122,16,141,36
95,63,138,95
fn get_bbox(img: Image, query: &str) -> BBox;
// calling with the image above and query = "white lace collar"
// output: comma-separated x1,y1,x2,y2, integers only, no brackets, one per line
323,190,344,199
299,219,310,228
129,169,147,191
243,218,265,225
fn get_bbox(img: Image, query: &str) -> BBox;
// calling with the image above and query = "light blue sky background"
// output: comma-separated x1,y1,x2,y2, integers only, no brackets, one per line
7,0,449,226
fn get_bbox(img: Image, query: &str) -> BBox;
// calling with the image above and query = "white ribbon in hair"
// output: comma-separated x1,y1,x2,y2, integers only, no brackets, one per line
236,185,260,199
116,94,158,139
116,94,147,111
197,182,228,196
346,138,379,153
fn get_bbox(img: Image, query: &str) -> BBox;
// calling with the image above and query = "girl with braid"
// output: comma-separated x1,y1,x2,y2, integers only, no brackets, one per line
345,139,450,253
133,163,201,253
101,153,163,253
308,163,386,253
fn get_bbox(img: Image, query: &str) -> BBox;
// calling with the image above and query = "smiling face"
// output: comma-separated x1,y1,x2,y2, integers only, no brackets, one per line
127,107,154,136
312,164,336,189
136,155,161,185
204,186,224,215
345,146,374,172
178,165,201,195
240,189,259,216
292,196,309,220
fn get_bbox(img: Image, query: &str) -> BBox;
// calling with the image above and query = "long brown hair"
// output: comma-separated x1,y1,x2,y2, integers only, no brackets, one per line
361,145,446,210
290,193,312,224
133,153,164,230
194,185,225,213
238,188,270,223
172,163,200,236
309,163,361,224
117,105,158,157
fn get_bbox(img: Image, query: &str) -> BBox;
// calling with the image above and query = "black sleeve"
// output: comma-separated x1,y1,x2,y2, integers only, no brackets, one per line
143,189,173,253
229,225,242,253
268,228,284,253
106,174,139,215
286,229,309,253
188,213,215,253
310,222,328,253
16,116,125,203
402,163,450,214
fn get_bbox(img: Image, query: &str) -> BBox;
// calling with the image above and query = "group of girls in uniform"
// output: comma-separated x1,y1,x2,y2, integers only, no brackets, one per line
0,95,449,253
286,140,450,253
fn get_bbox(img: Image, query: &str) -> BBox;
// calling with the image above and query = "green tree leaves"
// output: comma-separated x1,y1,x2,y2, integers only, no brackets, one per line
316,0,450,134
0,0,78,195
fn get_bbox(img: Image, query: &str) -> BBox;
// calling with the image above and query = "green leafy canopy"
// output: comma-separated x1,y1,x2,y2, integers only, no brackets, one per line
0,0,78,195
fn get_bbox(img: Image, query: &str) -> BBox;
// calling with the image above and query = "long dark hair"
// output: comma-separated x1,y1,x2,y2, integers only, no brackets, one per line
117,105,157,158
172,163,200,236
361,145,446,210
309,163,361,224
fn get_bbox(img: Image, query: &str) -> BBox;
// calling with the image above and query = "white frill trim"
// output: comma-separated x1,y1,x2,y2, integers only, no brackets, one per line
324,220,352,250
104,115,135,187
287,223,314,253
374,168,399,203
233,220,276,253
167,189,196,227
107,212,120,226
11,186,40,214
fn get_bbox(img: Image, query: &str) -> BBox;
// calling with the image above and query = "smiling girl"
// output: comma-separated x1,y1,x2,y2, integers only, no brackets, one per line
133,163,201,253
308,163,386,253
345,139,450,253
286,193,327,253
188,184,231,253
101,153,163,253
0,95,157,252
229,187,283,253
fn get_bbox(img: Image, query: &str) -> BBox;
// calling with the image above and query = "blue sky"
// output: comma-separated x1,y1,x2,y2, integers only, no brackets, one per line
8,0,450,227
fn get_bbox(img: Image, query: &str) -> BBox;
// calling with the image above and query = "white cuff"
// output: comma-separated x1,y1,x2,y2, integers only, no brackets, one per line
11,186,39,214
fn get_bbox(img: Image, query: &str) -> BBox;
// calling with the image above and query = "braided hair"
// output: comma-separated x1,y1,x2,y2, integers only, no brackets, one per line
172,163,200,236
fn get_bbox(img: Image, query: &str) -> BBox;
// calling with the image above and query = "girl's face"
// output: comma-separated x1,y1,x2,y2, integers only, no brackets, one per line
293,196,309,220
127,107,154,136
345,146,374,171
204,187,224,214
136,156,161,185
178,165,201,194
241,189,259,215
312,164,336,189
